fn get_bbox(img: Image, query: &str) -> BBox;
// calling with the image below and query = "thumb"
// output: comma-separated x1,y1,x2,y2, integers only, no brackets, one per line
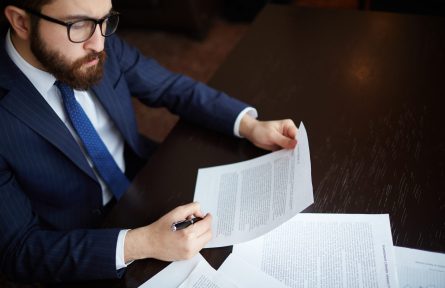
274,132,297,149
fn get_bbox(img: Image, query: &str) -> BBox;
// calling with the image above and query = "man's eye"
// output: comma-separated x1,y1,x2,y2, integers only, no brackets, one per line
71,21,89,30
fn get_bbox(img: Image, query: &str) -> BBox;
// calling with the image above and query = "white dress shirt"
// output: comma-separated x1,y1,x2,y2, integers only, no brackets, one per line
5,30,257,270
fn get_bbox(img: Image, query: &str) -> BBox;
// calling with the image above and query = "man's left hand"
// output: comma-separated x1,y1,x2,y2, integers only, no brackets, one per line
239,114,298,151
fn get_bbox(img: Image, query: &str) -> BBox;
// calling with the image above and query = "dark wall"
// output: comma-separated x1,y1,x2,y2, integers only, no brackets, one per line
114,0,296,36
370,0,445,16
114,0,221,38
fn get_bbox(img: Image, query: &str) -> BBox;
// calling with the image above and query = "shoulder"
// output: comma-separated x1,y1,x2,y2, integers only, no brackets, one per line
0,87,6,100
104,34,138,61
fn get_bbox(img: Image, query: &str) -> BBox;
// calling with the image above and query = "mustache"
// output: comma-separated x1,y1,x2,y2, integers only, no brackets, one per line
84,51,104,62
74,51,107,68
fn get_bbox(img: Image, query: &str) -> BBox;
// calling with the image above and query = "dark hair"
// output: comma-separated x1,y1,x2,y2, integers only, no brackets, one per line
1,0,53,11
1,0,53,28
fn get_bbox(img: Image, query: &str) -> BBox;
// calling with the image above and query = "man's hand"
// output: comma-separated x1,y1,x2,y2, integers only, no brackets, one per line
124,202,212,263
240,114,298,151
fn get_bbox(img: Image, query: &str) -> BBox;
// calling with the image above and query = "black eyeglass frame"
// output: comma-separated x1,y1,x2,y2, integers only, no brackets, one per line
22,7,120,43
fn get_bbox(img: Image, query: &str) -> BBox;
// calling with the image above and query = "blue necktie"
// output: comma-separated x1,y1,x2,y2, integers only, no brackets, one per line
56,81,129,200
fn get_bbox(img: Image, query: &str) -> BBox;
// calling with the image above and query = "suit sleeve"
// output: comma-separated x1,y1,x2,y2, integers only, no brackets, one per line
0,155,122,282
106,35,249,136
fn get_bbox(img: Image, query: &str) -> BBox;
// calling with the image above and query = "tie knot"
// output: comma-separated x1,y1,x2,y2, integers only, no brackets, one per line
55,81,74,101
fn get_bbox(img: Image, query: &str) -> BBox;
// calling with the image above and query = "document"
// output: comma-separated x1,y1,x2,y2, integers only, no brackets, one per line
394,246,445,287
233,213,399,288
218,253,289,288
178,259,238,288
139,254,204,288
139,254,237,288
194,122,313,247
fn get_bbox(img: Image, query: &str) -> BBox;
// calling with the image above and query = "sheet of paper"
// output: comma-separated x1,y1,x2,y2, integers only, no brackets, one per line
218,253,289,288
139,254,204,288
233,213,398,288
178,258,239,288
394,246,445,287
194,122,313,247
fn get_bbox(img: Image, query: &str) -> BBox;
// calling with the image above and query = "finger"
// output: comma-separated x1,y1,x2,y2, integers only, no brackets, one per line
189,213,212,237
284,137,298,149
186,211,205,220
192,210,206,218
273,132,297,150
192,222,213,250
261,143,281,151
255,141,282,151
284,122,298,140
195,227,212,249
173,202,202,219
179,230,211,260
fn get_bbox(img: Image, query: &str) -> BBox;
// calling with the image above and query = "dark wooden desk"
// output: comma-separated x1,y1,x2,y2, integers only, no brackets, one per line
106,4,445,287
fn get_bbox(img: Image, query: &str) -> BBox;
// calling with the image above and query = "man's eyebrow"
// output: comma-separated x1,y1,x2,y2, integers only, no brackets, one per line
61,8,113,21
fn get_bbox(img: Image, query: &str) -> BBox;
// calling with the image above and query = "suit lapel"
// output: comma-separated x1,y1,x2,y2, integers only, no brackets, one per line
92,74,136,149
0,68,98,182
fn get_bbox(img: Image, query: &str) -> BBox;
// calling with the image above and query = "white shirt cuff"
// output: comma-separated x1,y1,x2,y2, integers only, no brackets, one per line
116,229,131,270
234,107,258,138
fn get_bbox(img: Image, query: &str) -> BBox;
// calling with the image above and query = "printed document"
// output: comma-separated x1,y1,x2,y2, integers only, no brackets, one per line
218,253,289,288
233,213,399,288
194,122,313,247
139,254,239,288
394,246,445,287
139,254,204,288
178,259,238,288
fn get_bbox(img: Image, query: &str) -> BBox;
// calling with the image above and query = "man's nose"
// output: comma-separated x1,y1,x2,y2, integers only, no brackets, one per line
83,24,105,53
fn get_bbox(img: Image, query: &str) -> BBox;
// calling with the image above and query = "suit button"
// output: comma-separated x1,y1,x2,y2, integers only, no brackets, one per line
92,209,102,216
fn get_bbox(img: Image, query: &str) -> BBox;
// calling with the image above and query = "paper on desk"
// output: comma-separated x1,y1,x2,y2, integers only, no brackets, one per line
178,258,239,288
394,246,445,287
218,253,289,288
138,254,204,288
233,213,399,288
194,122,313,247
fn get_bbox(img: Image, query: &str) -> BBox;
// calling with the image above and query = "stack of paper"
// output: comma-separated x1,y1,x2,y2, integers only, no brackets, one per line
141,253,290,288
139,123,444,288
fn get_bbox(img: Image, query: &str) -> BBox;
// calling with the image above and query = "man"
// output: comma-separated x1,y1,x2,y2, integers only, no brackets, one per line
0,0,298,283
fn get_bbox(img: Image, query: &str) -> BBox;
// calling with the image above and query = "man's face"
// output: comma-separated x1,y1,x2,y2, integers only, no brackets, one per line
29,0,113,90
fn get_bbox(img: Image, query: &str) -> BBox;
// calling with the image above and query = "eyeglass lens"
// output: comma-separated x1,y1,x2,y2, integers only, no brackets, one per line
69,14,119,43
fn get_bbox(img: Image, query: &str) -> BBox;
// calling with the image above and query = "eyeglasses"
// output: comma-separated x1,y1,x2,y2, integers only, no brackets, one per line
23,7,120,43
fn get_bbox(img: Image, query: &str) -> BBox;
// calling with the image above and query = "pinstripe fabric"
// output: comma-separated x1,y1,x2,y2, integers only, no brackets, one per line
0,32,248,282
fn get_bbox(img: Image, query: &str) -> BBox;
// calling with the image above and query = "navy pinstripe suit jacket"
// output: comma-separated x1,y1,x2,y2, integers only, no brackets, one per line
0,33,248,282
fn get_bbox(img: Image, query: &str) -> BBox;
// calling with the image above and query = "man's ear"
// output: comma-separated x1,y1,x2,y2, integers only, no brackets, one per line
4,6,32,40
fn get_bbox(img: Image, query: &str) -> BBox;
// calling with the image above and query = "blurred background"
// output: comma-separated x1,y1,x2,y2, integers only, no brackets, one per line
112,0,445,143
1,0,444,144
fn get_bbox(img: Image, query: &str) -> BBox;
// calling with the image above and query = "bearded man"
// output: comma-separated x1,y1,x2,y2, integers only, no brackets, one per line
0,0,297,284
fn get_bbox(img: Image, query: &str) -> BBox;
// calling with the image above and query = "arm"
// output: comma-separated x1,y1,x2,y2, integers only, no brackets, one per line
106,36,298,149
106,35,249,136
0,156,121,282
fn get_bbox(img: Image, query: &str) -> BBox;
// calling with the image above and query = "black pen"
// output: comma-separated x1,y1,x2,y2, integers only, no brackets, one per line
171,217,203,231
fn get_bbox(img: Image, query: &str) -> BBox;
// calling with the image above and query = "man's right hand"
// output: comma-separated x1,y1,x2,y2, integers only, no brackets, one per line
124,202,212,263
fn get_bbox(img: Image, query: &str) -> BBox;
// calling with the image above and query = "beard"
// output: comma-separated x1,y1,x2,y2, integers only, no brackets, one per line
30,28,107,91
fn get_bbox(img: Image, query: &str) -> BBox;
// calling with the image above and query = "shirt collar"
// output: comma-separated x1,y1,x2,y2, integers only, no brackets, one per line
5,29,56,96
